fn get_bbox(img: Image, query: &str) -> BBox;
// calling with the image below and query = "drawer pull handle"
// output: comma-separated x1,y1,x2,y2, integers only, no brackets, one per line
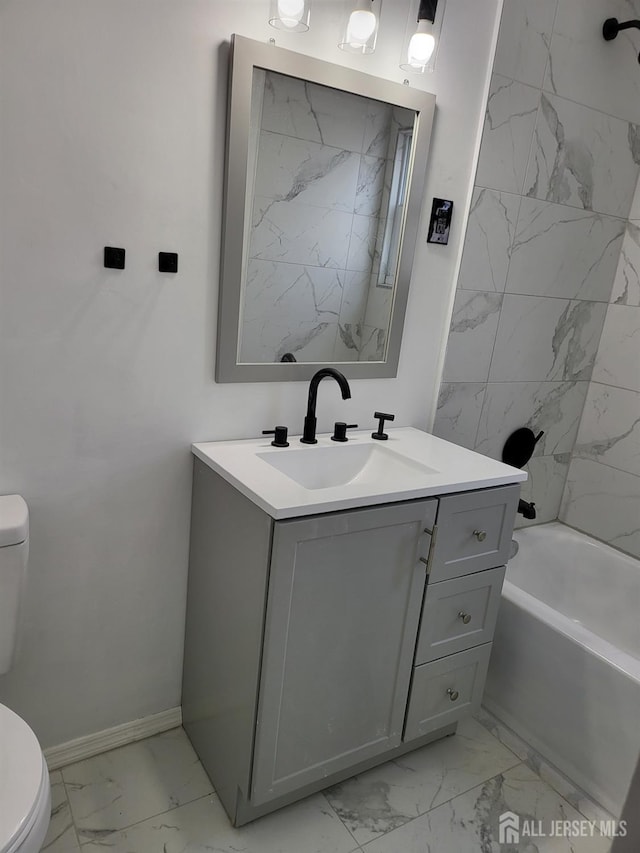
447,688,459,702
458,611,472,624
473,529,487,542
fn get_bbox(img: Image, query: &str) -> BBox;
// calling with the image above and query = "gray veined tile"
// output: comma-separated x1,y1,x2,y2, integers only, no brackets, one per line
324,718,519,847
474,380,588,460
362,281,392,331
354,156,386,217
544,0,640,125
574,382,640,477
261,71,369,154
488,294,607,382
513,453,571,528
360,763,611,853
347,215,380,273
457,187,520,293
42,771,80,853
79,792,359,853
442,291,504,383
476,74,540,195
493,0,558,88
250,197,353,269
433,383,486,451
507,198,624,301
524,92,640,218
254,131,360,213
591,304,640,393
611,222,640,306
560,458,640,559
62,728,213,841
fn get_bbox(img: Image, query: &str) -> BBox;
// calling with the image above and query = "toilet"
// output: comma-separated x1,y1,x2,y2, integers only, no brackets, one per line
0,496,51,853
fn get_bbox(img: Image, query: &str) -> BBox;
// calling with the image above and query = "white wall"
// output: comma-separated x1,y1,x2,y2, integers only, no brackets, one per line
0,0,500,747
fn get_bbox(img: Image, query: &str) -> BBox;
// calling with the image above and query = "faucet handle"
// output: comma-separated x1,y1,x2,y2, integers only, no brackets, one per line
331,422,359,442
372,412,395,441
262,426,289,448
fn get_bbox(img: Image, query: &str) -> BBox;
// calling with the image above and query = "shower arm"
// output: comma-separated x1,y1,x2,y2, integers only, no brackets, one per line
603,18,640,63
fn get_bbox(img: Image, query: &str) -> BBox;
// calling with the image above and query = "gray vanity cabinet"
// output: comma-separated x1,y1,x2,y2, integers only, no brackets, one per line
182,460,519,826
251,500,436,805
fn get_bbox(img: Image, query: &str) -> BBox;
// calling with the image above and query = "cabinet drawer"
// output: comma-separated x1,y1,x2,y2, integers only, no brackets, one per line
415,567,505,664
403,644,492,741
428,485,518,583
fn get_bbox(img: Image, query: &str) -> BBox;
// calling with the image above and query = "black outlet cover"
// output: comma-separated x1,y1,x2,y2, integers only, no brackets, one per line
104,246,125,269
159,252,178,273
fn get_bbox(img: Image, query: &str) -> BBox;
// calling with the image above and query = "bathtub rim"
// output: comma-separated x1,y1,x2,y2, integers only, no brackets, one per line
501,579,640,686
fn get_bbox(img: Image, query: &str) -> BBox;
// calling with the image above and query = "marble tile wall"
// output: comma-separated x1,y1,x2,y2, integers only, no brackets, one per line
239,72,394,364
435,0,640,529
560,204,640,557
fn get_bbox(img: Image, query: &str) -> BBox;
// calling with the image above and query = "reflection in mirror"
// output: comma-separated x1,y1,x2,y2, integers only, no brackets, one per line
239,70,415,365
216,36,435,382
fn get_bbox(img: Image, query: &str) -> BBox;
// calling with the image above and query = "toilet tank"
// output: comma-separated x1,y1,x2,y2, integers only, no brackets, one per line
0,496,29,675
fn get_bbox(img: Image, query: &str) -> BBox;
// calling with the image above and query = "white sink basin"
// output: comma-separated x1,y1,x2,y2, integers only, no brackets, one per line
192,428,527,519
257,443,438,490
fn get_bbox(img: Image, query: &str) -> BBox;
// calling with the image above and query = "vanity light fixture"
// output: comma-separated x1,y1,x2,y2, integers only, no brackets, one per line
269,0,311,32
400,0,445,73
338,0,382,55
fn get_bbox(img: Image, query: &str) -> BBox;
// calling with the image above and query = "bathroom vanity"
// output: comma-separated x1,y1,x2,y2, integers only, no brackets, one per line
181,428,524,825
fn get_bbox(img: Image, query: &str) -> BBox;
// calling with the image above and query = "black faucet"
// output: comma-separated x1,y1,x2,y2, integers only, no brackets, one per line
300,368,351,444
518,499,536,520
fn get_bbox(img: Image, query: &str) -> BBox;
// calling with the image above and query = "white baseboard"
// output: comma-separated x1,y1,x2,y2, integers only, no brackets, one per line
44,706,183,771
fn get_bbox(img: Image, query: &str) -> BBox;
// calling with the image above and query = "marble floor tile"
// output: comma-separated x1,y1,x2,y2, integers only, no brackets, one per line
324,718,520,846
79,792,359,853
361,763,611,853
43,771,80,853
62,728,213,842
476,709,617,832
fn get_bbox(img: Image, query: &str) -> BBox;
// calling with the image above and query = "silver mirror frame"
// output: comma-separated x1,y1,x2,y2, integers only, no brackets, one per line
216,34,436,383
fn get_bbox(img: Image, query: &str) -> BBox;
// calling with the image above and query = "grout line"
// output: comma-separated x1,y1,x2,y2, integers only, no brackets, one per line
472,184,630,223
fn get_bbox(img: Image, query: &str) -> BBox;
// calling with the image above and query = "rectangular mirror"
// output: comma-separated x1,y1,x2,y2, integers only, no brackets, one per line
216,35,435,382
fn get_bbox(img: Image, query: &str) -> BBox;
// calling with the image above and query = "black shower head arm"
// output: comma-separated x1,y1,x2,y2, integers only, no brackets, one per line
603,17,640,63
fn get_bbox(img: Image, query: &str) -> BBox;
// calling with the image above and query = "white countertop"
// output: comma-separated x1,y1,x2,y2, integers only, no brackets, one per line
192,428,527,520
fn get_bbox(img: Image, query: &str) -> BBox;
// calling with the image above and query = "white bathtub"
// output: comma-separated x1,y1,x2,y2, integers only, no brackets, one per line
484,522,640,818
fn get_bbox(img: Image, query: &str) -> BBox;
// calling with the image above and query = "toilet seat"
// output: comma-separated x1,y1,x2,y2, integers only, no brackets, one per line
0,704,50,853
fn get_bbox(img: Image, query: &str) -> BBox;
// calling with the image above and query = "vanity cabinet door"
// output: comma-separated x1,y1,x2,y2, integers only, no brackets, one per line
251,500,436,806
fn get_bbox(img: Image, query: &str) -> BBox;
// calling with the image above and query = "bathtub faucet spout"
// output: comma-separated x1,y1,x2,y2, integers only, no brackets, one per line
518,499,536,520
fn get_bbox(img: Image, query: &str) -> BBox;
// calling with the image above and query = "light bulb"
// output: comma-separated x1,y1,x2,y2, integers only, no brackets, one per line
277,0,305,28
347,9,377,45
405,19,435,70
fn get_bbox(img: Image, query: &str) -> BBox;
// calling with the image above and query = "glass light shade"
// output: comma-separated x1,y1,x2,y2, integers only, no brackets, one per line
339,0,382,55
269,0,311,32
400,0,445,73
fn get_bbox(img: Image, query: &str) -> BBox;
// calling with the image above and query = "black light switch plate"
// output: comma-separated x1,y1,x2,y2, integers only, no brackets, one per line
104,246,125,269
427,198,453,245
159,252,178,273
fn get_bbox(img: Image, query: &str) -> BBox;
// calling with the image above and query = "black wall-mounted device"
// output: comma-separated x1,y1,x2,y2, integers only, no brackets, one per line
159,252,178,273
104,246,125,269
427,198,453,245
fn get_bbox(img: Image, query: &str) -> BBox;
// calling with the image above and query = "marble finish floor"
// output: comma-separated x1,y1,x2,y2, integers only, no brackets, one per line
44,718,612,853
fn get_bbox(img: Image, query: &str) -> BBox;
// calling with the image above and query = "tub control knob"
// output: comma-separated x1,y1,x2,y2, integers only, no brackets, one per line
473,529,487,542
458,611,472,624
447,688,459,702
